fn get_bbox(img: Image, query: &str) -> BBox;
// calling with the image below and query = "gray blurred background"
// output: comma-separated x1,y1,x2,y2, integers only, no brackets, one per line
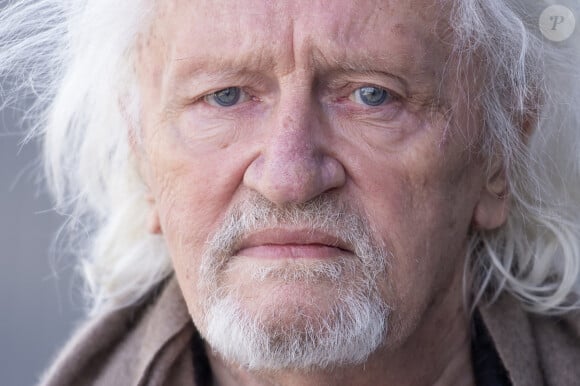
0,103,83,384
0,0,84,383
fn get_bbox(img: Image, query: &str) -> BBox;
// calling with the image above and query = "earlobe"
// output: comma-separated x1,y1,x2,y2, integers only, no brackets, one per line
146,195,163,234
472,167,509,231
133,152,161,235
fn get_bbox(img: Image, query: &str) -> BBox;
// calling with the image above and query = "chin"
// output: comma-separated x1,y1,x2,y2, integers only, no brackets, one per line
198,257,390,370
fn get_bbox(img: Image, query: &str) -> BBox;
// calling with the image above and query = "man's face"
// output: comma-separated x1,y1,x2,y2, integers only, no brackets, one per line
137,0,503,370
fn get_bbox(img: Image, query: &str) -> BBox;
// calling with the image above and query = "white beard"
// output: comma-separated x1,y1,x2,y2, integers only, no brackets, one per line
196,193,391,370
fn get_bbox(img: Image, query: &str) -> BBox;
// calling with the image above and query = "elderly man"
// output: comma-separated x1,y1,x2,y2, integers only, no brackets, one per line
2,0,580,385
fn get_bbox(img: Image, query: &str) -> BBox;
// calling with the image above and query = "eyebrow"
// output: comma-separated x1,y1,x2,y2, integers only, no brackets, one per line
166,25,446,104
170,50,439,91
172,49,280,81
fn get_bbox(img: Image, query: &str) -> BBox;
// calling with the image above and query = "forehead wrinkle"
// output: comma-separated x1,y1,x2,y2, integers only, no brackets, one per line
167,31,298,87
298,10,449,86
152,0,454,110
150,2,298,89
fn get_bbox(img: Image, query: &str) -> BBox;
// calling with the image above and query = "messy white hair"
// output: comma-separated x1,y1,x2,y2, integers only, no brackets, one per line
199,193,390,369
451,0,580,313
1,0,579,315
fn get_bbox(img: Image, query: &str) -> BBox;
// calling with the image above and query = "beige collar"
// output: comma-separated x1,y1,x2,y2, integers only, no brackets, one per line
41,276,580,386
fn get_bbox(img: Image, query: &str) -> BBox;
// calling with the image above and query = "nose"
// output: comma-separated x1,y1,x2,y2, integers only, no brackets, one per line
243,98,346,205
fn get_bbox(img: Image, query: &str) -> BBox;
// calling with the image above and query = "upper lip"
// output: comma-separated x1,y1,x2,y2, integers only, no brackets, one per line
235,228,353,253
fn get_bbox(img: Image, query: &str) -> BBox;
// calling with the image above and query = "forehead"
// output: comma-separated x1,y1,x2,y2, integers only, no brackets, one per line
145,0,452,81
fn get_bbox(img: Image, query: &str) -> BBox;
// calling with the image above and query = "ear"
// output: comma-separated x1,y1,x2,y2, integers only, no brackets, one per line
136,151,163,236
139,162,163,235
133,141,163,236
119,96,163,235
471,164,509,231
145,193,163,234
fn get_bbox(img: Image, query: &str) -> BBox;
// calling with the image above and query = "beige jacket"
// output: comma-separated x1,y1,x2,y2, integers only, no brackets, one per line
39,278,580,386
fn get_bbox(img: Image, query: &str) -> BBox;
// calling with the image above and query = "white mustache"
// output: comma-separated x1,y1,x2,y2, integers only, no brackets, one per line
200,192,389,283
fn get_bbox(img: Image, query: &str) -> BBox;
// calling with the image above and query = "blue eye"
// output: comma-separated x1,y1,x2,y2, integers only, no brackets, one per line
352,86,391,106
209,87,241,107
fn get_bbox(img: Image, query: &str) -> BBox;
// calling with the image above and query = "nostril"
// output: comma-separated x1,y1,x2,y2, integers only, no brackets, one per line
322,155,347,191
243,150,346,206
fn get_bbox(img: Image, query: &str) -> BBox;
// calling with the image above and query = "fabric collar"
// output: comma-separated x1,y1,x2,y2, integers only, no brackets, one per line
42,275,580,385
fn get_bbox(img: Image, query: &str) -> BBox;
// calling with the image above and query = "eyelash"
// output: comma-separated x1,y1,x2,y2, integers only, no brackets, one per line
200,85,400,109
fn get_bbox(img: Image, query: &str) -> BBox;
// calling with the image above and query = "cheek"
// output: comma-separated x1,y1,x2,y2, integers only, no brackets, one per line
145,136,254,300
147,119,250,230
150,164,238,316
356,143,480,309
154,165,235,246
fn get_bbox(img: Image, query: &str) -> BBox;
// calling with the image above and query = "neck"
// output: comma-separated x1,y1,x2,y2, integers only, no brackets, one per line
206,272,475,386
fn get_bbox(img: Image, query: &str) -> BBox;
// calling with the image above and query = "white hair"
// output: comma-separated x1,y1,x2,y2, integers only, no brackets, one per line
199,193,389,369
1,0,579,315
450,0,580,313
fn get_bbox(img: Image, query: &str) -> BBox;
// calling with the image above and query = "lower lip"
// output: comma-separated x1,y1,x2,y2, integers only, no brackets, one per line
236,244,346,259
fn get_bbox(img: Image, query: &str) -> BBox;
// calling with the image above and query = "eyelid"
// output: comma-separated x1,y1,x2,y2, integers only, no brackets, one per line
325,70,407,94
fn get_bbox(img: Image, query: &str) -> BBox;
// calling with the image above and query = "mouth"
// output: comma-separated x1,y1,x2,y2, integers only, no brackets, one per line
234,229,353,260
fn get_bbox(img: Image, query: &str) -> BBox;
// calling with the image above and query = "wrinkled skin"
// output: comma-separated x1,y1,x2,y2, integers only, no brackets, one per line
135,0,508,384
